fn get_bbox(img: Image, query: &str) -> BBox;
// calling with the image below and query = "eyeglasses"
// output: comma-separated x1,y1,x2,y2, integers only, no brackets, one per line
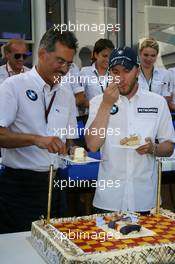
56,57,72,68
14,53,28,60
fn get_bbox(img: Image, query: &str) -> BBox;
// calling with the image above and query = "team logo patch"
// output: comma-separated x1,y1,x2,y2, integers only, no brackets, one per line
137,107,158,113
118,49,123,55
26,90,38,101
110,104,119,115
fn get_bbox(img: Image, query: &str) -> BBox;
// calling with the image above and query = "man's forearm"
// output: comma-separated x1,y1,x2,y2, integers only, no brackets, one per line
0,127,38,148
85,102,111,152
168,101,175,112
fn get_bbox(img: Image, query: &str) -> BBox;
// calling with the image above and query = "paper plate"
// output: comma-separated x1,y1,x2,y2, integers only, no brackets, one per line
59,155,101,165
113,141,148,149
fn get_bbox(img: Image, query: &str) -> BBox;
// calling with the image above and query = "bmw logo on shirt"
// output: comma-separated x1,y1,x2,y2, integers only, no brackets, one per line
110,104,119,115
26,90,38,101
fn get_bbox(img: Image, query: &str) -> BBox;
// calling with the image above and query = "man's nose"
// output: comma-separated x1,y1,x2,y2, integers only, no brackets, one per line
118,75,124,83
61,64,71,74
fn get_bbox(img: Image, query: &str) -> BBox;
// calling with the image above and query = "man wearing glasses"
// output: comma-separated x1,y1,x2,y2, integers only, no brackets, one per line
0,28,78,233
0,39,29,84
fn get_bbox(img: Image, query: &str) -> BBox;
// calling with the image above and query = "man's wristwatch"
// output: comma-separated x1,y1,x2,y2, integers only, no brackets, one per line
152,143,158,156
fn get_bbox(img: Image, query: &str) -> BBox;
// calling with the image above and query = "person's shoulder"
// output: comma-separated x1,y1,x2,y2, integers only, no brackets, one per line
11,70,30,82
168,67,175,73
0,64,6,70
140,88,166,103
69,63,79,73
154,66,168,75
0,75,17,94
140,88,161,97
0,65,8,84
90,94,103,104
23,66,31,72
0,64,7,75
80,65,93,74
0,70,30,88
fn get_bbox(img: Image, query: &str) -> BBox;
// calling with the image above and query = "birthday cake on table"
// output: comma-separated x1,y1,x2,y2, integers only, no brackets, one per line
30,209,175,264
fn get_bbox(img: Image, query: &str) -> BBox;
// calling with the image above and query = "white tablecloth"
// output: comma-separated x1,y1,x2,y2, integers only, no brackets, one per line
0,231,45,264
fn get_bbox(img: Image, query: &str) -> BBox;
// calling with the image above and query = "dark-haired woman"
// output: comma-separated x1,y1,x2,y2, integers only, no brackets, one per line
79,38,114,106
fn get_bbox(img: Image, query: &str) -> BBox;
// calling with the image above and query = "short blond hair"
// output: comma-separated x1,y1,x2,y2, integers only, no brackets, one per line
5,39,28,53
139,38,159,54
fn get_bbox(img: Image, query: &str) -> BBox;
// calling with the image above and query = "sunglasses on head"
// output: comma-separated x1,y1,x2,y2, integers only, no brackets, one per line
14,53,28,60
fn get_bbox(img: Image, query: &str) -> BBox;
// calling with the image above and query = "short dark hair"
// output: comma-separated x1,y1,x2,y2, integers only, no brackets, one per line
92,38,114,63
39,27,78,53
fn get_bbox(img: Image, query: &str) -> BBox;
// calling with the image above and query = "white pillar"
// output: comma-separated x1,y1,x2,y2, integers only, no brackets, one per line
32,0,46,65
125,0,132,47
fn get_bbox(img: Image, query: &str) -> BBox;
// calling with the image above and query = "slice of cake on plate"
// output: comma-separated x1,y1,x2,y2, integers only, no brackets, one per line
120,134,141,146
72,147,85,162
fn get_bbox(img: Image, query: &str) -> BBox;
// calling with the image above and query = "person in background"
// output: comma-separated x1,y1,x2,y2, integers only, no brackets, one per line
61,62,86,113
0,44,7,65
0,39,29,84
79,38,114,107
79,46,92,67
168,67,175,112
138,38,171,103
85,47,174,214
0,28,78,234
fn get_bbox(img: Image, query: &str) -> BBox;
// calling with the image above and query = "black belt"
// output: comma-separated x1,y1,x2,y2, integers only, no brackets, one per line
4,166,50,175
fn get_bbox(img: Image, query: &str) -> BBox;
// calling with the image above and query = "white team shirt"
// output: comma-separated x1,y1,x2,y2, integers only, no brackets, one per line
168,67,175,103
61,63,84,94
79,63,108,101
0,66,78,171
86,88,175,211
0,62,29,85
61,63,84,116
138,66,171,96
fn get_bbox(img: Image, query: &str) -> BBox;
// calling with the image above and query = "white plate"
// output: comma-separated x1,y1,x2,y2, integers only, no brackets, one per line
59,155,101,165
114,141,148,149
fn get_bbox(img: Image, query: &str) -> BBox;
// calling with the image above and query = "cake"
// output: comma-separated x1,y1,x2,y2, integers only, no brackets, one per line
105,213,141,234
120,134,140,146
72,147,85,162
30,209,175,263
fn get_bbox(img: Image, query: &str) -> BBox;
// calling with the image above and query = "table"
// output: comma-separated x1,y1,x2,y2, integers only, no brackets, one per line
0,231,45,264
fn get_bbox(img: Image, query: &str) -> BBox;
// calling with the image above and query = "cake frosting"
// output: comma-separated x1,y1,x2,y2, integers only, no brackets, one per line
30,209,175,264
